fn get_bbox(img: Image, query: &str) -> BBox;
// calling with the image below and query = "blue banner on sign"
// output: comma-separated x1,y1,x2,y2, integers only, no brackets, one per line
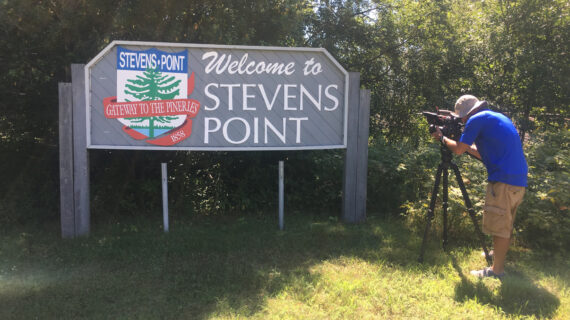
117,46,188,73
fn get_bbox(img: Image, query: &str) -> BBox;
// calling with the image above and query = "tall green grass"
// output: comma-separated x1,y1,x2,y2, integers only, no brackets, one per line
1,215,568,319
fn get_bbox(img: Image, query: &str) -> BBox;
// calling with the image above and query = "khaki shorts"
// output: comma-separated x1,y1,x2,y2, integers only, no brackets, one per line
482,182,525,239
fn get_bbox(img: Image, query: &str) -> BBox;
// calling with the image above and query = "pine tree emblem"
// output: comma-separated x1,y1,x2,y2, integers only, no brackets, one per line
124,68,182,138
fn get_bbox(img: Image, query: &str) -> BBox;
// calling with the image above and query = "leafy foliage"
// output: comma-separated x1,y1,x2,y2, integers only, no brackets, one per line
367,135,439,216
399,144,490,245
516,129,570,254
0,0,568,254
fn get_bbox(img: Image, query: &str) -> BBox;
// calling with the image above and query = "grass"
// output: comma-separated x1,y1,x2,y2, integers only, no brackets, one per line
0,214,568,319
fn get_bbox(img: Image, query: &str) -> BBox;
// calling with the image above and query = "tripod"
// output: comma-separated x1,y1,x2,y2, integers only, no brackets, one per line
418,144,492,265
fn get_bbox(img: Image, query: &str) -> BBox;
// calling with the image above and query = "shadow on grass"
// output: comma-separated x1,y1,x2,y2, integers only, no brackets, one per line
2,215,561,319
450,255,560,318
0,215,421,319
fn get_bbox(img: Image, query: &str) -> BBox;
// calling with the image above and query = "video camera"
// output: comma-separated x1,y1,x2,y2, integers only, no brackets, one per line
422,109,463,141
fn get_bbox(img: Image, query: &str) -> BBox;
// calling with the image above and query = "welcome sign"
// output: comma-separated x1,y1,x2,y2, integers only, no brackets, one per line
86,41,349,150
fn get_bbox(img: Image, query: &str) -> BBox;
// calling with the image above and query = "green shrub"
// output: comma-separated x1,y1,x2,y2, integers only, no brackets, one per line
0,142,59,229
88,149,346,222
516,129,570,254
367,137,439,217
395,140,489,245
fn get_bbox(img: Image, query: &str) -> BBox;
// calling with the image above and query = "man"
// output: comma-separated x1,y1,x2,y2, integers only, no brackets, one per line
431,94,528,279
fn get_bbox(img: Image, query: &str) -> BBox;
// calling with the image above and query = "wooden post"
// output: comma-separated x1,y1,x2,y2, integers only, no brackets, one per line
71,64,90,236
343,72,360,223
59,83,75,238
342,73,370,223
355,89,371,219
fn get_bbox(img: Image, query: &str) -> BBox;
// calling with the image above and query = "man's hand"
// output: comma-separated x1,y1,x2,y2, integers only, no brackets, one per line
431,127,443,141
430,126,482,160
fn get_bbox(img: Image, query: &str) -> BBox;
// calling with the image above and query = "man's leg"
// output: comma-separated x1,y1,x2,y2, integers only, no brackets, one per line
472,183,525,279
492,235,510,274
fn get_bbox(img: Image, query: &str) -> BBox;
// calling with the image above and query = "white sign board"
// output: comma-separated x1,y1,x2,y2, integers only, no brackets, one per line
86,41,349,150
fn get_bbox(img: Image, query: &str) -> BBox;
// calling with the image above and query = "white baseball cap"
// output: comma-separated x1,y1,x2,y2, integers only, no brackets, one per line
454,95,487,118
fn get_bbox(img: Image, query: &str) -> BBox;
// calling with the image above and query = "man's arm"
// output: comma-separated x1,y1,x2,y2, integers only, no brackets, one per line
465,143,481,159
443,137,481,159
431,128,482,159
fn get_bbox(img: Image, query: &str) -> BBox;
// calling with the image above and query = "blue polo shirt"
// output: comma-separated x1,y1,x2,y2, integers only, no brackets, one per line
460,110,528,187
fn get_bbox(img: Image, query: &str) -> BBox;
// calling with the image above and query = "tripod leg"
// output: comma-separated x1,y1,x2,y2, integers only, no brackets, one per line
419,163,444,263
442,166,449,251
450,162,493,266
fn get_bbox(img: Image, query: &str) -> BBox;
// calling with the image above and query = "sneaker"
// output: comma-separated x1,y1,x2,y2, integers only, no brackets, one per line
470,267,504,279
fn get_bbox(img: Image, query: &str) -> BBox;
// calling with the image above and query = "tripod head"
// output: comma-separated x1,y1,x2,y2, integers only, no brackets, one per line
437,138,482,164
439,143,454,164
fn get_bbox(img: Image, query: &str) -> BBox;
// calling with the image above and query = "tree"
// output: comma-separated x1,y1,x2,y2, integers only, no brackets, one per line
461,0,569,138
1,0,568,225
0,0,313,223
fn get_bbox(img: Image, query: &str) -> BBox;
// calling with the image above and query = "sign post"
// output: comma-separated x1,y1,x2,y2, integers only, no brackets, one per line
58,83,74,238
162,163,169,232
278,160,285,230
